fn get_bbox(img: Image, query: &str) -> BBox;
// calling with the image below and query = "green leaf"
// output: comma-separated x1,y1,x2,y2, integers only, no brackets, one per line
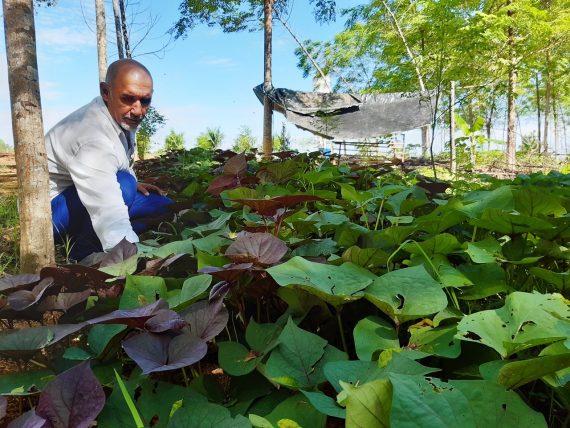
191,233,232,254
334,222,369,248
88,324,127,356
353,316,399,361
529,267,570,291
264,394,326,428
0,369,54,395
365,265,448,323
305,211,350,231
291,239,338,257
337,379,392,428
539,341,570,387
301,168,337,185
187,211,234,236
513,188,567,217
341,246,389,269
360,226,416,250
300,390,346,419
456,292,570,358
120,275,168,309
267,257,376,307
62,346,92,360
167,402,251,427
471,208,554,235
415,199,466,235
114,369,145,428
246,318,282,354
139,239,195,258
460,187,514,218
465,238,503,263
403,234,461,256
196,251,230,271
498,352,570,389
218,342,260,376
265,318,327,389
99,254,139,276
438,265,473,288
457,264,510,300
338,182,373,205
169,274,212,310
408,324,461,358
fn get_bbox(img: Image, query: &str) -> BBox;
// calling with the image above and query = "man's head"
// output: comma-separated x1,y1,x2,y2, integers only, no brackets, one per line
100,59,153,132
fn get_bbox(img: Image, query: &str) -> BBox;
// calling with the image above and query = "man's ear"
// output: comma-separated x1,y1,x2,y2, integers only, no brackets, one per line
100,82,110,101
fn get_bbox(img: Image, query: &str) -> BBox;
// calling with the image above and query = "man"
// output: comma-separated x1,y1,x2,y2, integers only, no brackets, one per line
46,59,172,260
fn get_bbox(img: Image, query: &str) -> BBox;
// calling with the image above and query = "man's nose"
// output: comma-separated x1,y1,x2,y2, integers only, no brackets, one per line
131,100,144,116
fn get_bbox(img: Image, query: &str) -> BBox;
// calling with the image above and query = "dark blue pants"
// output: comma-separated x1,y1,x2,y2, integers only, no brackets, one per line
51,171,172,260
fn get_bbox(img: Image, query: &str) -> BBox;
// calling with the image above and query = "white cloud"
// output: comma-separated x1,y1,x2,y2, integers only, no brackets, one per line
36,27,94,52
197,56,237,68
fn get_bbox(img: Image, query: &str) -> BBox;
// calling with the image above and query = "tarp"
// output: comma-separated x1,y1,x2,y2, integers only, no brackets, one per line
254,84,433,141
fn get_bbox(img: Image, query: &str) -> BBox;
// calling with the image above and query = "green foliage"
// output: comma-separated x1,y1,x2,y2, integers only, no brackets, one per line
0,138,13,153
2,150,569,426
232,126,257,153
0,195,19,275
196,127,224,150
164,129,186,151
136,106,166,159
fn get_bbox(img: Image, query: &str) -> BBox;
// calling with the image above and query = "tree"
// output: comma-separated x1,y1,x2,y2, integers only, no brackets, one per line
3,0,55,272
164,129,186,151
171,0,336,156
95,0,107,82
272,122,291,151
196,127,224,150
0,138,14,152
136,106,166,159
232,126,257,153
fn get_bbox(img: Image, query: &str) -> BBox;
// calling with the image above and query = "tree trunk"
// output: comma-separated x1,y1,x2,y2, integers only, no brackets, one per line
468,102,476,165
95,0,107,83
449,81,456,174
119,0,131,58
112,0,124,59
3,0,55,272
506,4,517,171
535,73,541,144
553,96,560,158
542,65,551,153
262,0,273,157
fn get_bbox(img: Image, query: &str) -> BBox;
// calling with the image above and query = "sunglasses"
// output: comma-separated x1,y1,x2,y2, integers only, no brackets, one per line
120,94,152,107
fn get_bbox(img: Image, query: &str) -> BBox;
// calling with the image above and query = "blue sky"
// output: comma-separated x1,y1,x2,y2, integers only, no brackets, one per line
0,0,363,151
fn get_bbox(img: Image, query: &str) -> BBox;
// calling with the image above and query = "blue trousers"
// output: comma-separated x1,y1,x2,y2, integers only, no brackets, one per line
51,171,172,260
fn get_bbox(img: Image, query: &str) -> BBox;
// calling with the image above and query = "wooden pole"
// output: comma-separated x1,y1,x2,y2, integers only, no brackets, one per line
262,0,273,158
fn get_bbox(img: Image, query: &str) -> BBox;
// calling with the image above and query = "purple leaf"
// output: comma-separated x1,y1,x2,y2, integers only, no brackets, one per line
36,290,92,312
199,263,254,282
122,332,207,374
99,238,138,268
77,251,107,267
36,361,105,428
223,153,247,176
86,299,169,328
0,273,40,293
206,175,239,196
144,309,187,333
40,265,113,291
225,232,288,266
7,409,46,428
8,278,55,311
232,194,323,216
182,283,229,341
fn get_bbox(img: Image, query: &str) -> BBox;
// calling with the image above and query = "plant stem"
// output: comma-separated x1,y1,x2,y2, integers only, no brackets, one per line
181,367,189,387
336,308,349,355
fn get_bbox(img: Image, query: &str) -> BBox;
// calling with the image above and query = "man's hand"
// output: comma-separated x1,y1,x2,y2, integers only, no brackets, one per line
137,182,167,196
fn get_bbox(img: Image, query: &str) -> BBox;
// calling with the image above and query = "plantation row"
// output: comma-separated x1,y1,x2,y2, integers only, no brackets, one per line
0,149,569,427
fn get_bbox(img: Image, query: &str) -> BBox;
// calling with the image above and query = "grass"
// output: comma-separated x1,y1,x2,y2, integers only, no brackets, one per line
0,194,19,275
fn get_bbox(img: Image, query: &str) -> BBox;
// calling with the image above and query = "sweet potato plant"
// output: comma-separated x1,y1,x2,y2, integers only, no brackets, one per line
0,149,569,427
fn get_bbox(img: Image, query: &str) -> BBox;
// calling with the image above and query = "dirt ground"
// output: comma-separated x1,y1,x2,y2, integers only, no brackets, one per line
0,153,17,197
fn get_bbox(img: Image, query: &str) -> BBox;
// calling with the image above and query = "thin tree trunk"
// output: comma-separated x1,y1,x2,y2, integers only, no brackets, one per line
506,4,517,171
112,0,124,59
535,72,541,144
3,0,55,272
119,0,131,58
262,0,273,157
543,61,551,153
95,0,107,83
468,102,476,165
553,96,560,158
450,81,456,174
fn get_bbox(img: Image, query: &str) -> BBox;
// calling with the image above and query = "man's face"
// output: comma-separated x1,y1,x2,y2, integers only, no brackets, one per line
100,67,153,132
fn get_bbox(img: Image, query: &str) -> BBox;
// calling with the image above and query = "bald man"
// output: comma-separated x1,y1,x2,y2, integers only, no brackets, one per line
46,59,172,260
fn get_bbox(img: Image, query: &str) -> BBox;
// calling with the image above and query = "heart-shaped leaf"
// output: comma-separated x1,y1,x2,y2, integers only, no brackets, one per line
225,232,288,266
36,361,105,428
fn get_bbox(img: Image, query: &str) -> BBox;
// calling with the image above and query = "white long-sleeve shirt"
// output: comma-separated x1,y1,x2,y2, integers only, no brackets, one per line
45,96,139,250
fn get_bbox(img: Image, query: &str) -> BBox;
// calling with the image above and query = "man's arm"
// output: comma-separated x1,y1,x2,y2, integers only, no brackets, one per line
68,142,138,250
